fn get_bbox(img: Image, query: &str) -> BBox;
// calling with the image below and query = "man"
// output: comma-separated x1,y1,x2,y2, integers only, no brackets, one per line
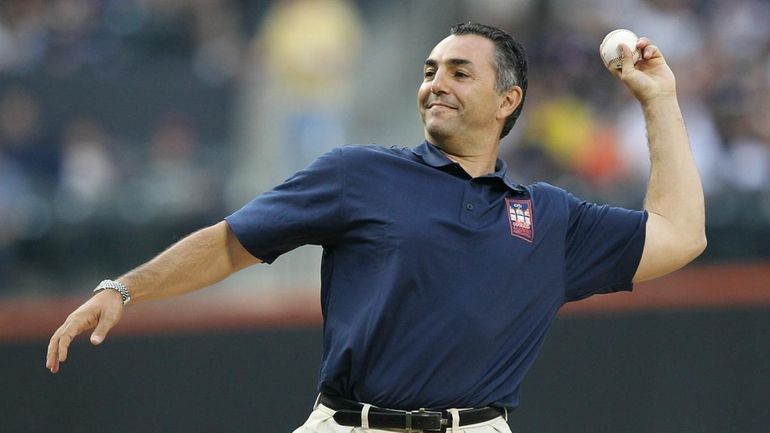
46,23,705,432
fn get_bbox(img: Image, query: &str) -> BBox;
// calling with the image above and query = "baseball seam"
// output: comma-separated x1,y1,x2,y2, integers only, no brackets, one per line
606,55,624,68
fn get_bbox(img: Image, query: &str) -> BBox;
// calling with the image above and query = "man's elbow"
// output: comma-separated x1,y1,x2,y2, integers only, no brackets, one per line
684,231,708,263
659,232,706,280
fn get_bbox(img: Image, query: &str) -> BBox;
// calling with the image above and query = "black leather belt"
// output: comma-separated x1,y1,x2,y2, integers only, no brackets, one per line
319,393,505,432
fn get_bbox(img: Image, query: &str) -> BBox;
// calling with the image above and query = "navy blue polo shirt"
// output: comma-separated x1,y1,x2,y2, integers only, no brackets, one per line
225,141,647,411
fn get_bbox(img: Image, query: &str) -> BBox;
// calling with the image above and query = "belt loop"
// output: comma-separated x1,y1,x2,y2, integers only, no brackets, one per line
361,403,372,429
448,408,460,431
313,393,321,410
503,407,508,421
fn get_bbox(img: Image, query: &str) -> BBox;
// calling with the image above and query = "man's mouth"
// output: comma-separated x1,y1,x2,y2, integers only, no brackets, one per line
427,102,457,109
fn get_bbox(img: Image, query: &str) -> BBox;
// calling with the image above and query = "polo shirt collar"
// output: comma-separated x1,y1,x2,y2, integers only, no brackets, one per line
411,140,527,194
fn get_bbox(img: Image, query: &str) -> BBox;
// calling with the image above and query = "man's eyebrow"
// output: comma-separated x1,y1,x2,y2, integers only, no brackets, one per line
424,58,474,68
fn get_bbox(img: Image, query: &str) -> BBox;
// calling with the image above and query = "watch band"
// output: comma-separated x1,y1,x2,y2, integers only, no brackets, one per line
93,279,132,305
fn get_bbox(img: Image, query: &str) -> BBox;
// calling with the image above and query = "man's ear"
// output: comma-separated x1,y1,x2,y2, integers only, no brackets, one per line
498,86,523,120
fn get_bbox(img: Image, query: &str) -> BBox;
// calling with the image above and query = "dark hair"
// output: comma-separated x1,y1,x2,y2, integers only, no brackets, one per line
450,22,527,139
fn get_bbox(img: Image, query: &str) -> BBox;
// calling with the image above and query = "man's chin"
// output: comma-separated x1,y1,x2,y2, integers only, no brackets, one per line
425,121,454,140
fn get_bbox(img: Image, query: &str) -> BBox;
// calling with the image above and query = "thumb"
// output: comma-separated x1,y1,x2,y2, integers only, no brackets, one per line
90,311,120,345
618,43,637,75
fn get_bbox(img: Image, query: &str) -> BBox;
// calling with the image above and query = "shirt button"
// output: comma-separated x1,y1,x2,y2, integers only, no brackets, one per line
465,203,474,211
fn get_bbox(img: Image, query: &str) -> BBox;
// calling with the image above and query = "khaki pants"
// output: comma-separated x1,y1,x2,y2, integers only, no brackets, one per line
292,403,513,433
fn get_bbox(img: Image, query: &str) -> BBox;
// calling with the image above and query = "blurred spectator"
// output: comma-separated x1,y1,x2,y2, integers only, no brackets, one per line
190,0,245,85
137,112,220,219
0,86,58,191
0,0,46,73
222,0,364,293
0,152,32,247
258,0,363,170
720,85,770,193
229,0,364,203
709,0,770,64
54,117,117,223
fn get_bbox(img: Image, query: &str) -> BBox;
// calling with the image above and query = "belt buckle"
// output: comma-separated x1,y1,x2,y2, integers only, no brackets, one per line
405,408,444,432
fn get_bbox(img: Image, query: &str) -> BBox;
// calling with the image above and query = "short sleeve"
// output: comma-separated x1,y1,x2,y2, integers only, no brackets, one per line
225,148,346,263
564,192,647,302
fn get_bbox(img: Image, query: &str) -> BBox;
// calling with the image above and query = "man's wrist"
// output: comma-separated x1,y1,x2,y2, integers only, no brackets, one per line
93,279,132,305
639,91,678,109
641,94,683,122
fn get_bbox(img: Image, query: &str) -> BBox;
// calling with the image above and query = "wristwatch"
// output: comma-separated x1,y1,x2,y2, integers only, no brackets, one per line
93,279,132,305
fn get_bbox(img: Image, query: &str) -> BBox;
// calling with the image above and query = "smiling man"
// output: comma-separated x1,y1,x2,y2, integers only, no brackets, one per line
419,32,523,176
47,23,705,432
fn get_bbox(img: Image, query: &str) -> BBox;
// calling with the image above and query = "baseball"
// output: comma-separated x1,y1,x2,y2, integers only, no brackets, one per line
600,29,641,70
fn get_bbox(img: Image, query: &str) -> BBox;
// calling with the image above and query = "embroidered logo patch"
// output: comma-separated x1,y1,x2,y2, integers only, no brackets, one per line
505,198,534,242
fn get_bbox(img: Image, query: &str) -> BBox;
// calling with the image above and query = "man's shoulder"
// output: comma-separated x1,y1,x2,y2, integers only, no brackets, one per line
331,144,419,173
338,143,414,160
525,181,570,199
522,182,582,215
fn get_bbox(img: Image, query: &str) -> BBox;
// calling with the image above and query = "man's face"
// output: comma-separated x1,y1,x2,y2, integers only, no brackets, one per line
418,34,504,144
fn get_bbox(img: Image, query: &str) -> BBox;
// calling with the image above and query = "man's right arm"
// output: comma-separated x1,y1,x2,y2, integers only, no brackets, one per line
119,221,261,304
45,220,260,373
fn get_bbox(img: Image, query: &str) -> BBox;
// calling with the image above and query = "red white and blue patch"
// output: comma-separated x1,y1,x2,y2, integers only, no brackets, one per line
505,198,534,243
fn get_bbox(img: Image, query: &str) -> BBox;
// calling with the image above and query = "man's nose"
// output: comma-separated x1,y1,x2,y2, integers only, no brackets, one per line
430,70,449,95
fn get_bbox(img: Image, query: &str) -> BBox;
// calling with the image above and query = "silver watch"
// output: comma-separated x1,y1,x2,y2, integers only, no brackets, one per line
93,279,132,305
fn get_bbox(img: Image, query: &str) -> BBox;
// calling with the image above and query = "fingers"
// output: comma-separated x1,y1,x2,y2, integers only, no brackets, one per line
46,317,83,373
619,43,634,62
636,37,662,60
606,35,676,101
90,311,119,345
616,43,636,76
58,333,73,362
46,324,74,373
617,40,662,75
46,309,113,373
45,293,123,373
642,44,661,61
46,330,61,373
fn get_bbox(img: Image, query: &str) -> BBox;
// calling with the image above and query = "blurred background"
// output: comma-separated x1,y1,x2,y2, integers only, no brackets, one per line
0,0,768,432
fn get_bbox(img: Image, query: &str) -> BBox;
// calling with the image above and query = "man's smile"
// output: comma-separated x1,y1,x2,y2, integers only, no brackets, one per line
427,101,457,110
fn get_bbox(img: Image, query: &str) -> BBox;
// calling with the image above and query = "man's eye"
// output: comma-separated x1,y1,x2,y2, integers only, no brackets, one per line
424,70,435,78
455,71,468,78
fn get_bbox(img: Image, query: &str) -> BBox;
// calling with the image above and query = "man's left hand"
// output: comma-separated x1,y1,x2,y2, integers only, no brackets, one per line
609,37,677,104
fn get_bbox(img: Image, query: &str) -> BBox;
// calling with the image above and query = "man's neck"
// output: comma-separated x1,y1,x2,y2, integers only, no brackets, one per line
431,138,500,178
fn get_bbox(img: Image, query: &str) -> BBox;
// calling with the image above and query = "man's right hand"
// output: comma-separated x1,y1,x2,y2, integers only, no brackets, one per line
46,289,124,373
44,221,261,373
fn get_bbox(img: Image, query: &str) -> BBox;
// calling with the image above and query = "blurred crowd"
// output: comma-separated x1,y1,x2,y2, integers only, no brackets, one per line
0,0,246,292
499,0,770,212
0,0,768,294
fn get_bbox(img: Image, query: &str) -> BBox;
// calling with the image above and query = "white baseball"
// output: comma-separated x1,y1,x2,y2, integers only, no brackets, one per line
600,29,641,70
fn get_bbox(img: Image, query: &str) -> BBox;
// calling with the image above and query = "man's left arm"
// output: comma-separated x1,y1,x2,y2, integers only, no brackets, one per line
609,38,707,282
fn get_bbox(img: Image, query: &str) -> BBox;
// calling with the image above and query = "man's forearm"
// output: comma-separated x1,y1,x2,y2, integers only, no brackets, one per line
116,221,253,304
643,95,706,244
